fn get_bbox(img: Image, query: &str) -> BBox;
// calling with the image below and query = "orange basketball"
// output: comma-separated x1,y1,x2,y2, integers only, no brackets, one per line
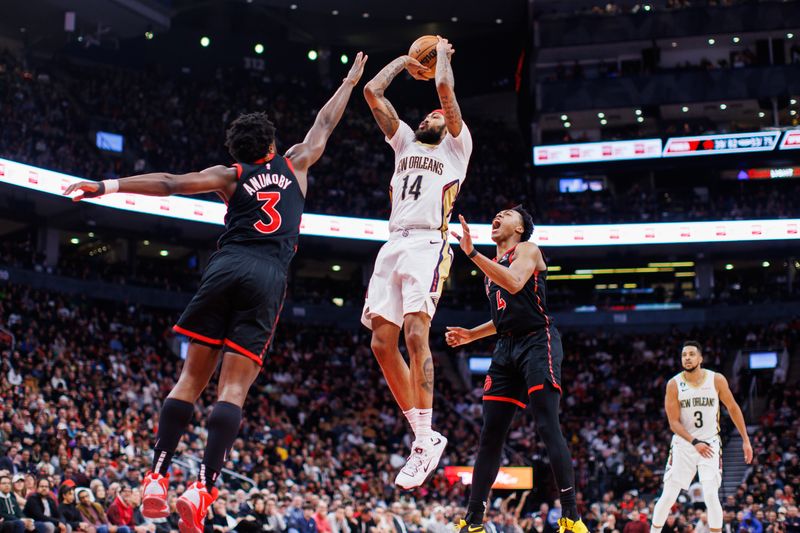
408,35,438,80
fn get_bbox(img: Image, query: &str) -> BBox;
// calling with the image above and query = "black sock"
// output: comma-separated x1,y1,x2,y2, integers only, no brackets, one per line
466,401,517,526
153,398,195,475
559,487,577,521
465,503,486,526
530,385,578,521
199,464,219,487
201,401,242,485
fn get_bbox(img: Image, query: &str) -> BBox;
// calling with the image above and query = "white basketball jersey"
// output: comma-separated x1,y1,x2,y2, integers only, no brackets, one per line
673,369,720,441
386,121,473,234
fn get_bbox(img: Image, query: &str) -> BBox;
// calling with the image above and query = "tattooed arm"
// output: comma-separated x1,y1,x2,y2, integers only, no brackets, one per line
363,55,428,139
434,37,463,137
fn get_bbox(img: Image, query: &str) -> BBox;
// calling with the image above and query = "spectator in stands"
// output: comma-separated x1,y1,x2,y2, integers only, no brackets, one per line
210,498,237,532
328,506,349,533
10,477,27,510
75,489,128,533
288,506,315,533
23,479,64,533
105,487,144,533
312,503,330,533
0,474,39,533
56,482,90,533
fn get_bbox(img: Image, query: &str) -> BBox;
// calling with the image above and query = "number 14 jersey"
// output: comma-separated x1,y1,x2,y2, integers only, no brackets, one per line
386,121,473,234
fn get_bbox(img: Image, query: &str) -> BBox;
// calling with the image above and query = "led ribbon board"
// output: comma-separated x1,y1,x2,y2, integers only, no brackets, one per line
780,130,800,150
1,157,799,247
534,139,662,165
662,131,781,157
533,129,798,165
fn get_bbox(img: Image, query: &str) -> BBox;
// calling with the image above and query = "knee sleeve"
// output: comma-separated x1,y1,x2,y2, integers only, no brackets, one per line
703,480,723,529
652,480,683,527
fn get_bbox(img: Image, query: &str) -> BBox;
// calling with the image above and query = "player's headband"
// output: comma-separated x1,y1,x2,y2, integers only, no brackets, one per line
430,109,444,117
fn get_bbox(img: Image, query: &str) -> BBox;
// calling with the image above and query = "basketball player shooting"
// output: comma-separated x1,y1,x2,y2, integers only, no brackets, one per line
446,209,587,533
650,341,752,533
64,52,368,533
361,36,473,489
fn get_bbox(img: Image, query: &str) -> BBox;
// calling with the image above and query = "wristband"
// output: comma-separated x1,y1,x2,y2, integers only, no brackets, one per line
468,249,478,259
691,438,708,446
102,179,119,194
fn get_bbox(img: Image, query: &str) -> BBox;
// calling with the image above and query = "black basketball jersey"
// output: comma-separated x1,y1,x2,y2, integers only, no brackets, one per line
484,245,551,336
216,154,304,268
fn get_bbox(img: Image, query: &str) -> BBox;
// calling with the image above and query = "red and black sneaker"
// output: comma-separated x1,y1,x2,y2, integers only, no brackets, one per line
140,472,170,519
176,481,219,533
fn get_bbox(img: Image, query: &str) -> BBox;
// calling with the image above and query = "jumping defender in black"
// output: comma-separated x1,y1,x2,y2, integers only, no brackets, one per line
64,52,368,533
447,208,588,533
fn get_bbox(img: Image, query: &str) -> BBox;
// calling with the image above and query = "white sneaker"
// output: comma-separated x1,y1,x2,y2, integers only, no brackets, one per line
395,431,448,489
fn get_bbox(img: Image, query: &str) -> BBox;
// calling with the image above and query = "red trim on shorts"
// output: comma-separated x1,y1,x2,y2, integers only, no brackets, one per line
528,384,544,394
233,164,243,179
173,325,223,346
483,395,526,409
258,285,287,360
533,272,561,394
223,339,263,365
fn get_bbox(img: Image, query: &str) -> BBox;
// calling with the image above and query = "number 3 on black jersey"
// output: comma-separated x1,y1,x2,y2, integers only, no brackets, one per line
253,191,282,234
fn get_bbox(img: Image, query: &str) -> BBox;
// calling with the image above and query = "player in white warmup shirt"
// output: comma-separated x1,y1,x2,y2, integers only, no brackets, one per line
650,341,753,533
362,37,473,489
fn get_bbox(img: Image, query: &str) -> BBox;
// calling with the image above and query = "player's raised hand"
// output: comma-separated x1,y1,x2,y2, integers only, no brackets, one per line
436,36,455,61
445,326,473,347
743,440,753,464
344,51,368,86
404,56,432,81
63,181,103,202
694,440,714,459
451,214,474,256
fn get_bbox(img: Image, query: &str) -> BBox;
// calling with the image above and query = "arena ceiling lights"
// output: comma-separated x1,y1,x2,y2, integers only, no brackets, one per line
1,157,799,248
533,129,799,166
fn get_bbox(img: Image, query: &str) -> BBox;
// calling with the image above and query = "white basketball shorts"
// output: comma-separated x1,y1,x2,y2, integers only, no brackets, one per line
361,229,453,329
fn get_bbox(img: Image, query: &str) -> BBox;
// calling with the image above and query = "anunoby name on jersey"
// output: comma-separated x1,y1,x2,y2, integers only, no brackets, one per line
242,172,293,196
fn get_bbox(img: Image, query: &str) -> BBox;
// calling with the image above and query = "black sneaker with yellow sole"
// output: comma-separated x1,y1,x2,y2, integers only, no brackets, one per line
455,519,486,533
558,517,589,533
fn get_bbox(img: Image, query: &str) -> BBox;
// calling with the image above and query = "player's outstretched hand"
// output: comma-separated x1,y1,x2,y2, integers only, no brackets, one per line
694,441,714,458
445,326,472,347
436,36,455,61
404,56,432,81
344,51,368,86
450,214,475,256
63,181,103,202
743,440,753,464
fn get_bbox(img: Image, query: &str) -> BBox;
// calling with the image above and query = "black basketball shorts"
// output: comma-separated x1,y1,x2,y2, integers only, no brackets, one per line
482,325,564,408
173,245,287,366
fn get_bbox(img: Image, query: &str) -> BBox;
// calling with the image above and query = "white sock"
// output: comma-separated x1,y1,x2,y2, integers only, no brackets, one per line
415,408,433,439
403,408,418,437
650,527,663,533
